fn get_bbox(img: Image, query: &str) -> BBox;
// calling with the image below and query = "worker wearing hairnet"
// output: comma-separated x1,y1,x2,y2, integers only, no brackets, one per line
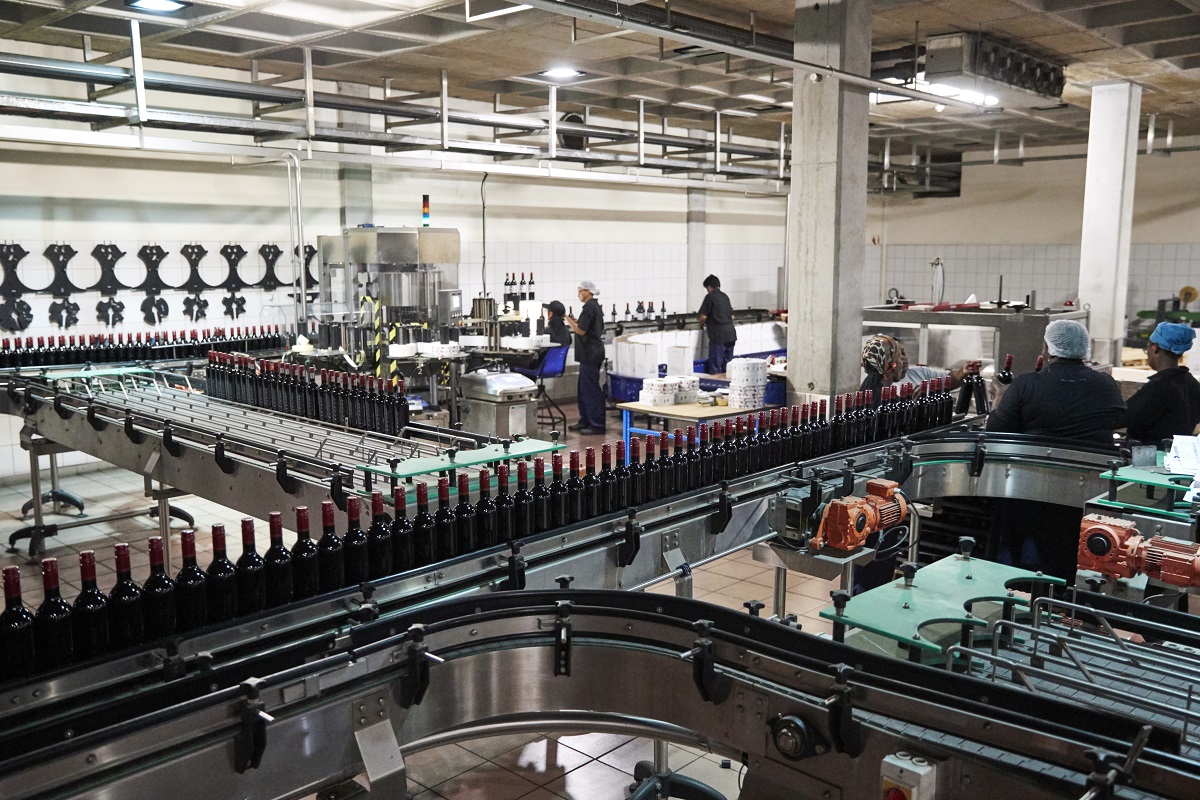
1118,322,1200,447
565,281,606,434
984,319,1125,580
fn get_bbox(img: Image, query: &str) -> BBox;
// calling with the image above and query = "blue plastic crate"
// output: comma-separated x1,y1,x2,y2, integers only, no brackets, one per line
609,373,644,402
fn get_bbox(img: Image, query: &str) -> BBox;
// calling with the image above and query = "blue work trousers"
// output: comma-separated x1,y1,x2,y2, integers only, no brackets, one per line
577,361,606,430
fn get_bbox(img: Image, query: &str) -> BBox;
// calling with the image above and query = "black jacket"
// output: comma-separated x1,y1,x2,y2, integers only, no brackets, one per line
546,316,572,347
986,360,1125,446
1118,366,1200,446
574,298,605,364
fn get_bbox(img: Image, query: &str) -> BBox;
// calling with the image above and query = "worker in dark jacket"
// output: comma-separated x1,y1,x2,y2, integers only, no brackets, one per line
985,319,1125,581
565,281,606,434
698,275,736,374
1118,322,1200,447
542,300,572,347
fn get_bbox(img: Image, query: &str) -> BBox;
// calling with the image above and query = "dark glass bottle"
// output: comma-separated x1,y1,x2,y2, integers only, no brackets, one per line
34,558,73,671
72,550,109,660
174,530,208,632
291,507,320,600
862,390,878,444
454,473,477,555
766,409,782,465
777,407,792,463
600,443,620,513
475,467,498,548
670,428,689,491
494,464,516,543
391,489,414,572
795,404,810,461
317,500,345,592
830,395,845,452
0,565,35,681
565,450,586,523
658,431,676,496
142,536,177,639
342,496,370,587
264,511,294,607
684,426,701,489
365,492,393,580
234,519,266,615
732,417,749,477
877,387,894,440
205,526,237,624
996,353,1014,385
816,400,831,456
697,423,714,486
644,435,661,501
1035,355,1045,373
710,421,727,482
547,453,568,528
110,542,147,647
628,437,646,506
434,477,458,561
518,460,537,534
754,412,771,464
412,483,437,567
582,447,602,518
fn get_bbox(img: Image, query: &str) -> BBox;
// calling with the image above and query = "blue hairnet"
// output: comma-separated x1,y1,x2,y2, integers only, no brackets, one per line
1149,322,1196,355
1044,319,1090,360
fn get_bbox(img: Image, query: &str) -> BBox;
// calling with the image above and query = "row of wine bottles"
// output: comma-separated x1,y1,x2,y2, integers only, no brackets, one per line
501,272,536,308
205,354,409,435
0,326,295,369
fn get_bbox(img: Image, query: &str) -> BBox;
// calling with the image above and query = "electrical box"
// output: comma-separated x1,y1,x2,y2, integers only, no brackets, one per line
880,751,939,799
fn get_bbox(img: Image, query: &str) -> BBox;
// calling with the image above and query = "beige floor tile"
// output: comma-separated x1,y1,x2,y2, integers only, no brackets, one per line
544,760,635,800
403,744,486,789
675,752,744,798
792,575,841,601
493,738,592,785
701,558,769,582
433,762,538,800
596,737,704,775
547,732,633,758
695,591,755,613
690,570,743,594
460,733,545,761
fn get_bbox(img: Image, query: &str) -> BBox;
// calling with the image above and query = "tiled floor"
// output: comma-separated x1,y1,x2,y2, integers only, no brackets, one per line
0,412,836,800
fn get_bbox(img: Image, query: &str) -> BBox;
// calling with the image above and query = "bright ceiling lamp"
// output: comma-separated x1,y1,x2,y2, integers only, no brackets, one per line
540,67,586,80
125,0,191,11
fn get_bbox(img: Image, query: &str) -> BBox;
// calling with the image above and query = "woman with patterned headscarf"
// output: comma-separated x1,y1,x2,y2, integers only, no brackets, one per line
860,334,967,406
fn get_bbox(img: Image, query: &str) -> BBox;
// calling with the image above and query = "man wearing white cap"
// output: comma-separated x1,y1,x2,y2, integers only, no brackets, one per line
565,281,606,434
985,318,1125,580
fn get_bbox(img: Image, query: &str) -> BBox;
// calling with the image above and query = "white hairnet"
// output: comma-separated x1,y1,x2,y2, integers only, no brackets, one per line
1044,319,1090,360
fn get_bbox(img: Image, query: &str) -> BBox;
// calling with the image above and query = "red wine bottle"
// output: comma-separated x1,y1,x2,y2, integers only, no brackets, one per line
789,405,804,462
174,530,208,632
582,447,602,518
110,542,147,647
566,450,586,523
628,437,646,506
612,440,630,510
658,431,676,496
494,464,516,543
317,500,345,592
142,536,177,639
547,453,568,528
730,418,747,477
412,483,437,567
1035,355,1044,373
391,488,414,572
0,565,35,681
367,492,393,580
598,443,617,514
862,390,878,444
684,426,701,489
697,424,714,486
643,435,661,502
235,519,266,615
72,550,109,659
455,473,477,555
291,507,320,600
264,511,294,607
475,468,498,548
342,496,370,587
670,428,688,491
531,456,551,533
514,461,535,537
996,353,1014,385
34,558,73,671
711,421,727,482
434,477,457,560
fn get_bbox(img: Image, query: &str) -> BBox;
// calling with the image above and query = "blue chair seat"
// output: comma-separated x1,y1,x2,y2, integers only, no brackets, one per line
517,345,569,430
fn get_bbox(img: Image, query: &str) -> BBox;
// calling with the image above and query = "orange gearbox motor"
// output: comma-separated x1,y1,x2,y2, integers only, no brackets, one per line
812,478,908,552
1078,513,1200,589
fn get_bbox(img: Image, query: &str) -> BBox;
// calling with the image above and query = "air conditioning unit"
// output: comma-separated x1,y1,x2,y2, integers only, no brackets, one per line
925,33,1064,108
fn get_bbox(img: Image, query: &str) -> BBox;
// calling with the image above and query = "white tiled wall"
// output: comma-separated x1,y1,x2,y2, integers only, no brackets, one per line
703,243,785,310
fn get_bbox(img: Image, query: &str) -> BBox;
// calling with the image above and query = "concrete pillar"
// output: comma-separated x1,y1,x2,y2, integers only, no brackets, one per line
336,82,373,228
1078,82,1141,367
785,0,870,399
686,187,707,314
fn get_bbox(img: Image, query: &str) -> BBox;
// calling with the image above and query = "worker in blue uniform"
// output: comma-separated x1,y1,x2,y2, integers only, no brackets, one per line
565,281,607,434
1118,322,1200,447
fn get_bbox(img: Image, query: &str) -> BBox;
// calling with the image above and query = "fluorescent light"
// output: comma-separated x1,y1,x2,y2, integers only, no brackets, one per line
540,67,586,80
464,0,530,21
124,0,190,11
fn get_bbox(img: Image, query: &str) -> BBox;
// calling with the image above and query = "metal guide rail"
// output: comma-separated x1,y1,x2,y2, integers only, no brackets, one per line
0,371,561,517
1,590,1196,800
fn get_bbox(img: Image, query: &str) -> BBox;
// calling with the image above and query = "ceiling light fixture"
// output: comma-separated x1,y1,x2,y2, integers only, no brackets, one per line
540,67,586,80
124,0,191,12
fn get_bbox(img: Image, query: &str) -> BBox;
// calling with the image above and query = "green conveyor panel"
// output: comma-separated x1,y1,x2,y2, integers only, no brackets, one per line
819,554,1064,654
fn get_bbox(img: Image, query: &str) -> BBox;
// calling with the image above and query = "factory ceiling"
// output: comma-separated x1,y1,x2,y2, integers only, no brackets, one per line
0,0,1198,157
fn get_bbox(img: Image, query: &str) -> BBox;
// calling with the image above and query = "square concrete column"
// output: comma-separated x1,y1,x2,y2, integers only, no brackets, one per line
1078,81,1141,367
785,0,870,398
